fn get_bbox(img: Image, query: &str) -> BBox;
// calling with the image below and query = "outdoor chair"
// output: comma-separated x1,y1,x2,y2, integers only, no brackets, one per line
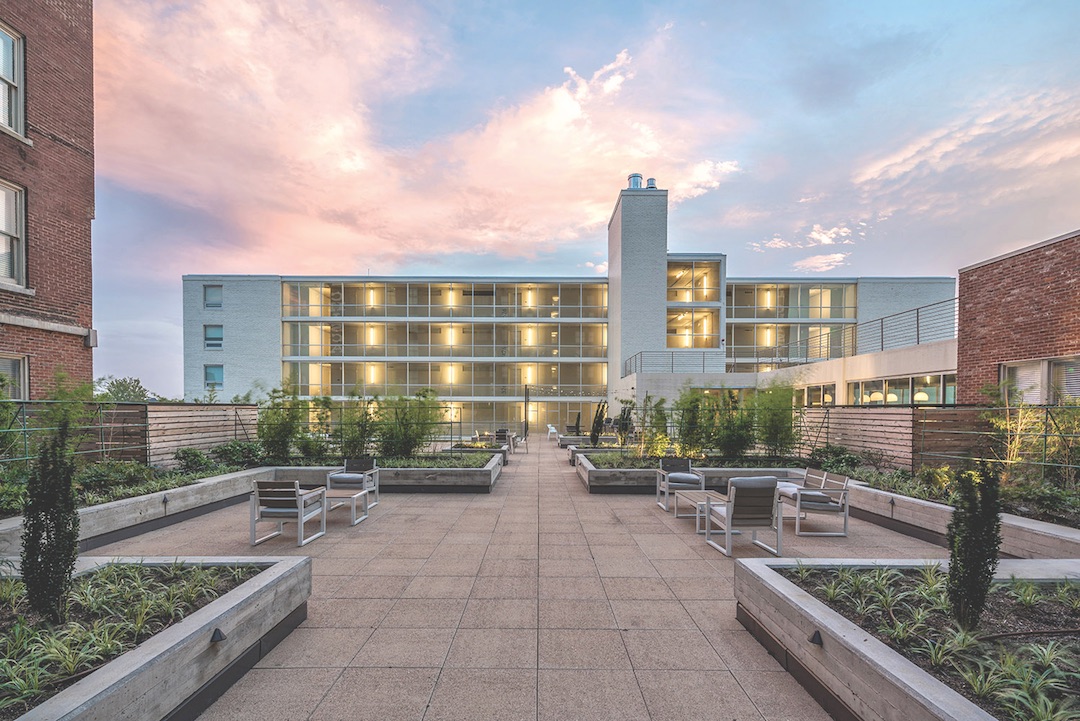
547,424,558,441
250,479,326,547
656,457,705,511
516,432,528,454
776,468,850,537
704,476,782,557
327,456,380,508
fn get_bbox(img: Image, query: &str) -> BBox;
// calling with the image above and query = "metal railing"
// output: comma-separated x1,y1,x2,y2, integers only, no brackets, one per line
624,297,958,376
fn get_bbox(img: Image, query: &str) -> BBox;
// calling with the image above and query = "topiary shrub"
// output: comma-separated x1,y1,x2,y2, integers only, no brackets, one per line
21,412,80,623
946,462,1002,630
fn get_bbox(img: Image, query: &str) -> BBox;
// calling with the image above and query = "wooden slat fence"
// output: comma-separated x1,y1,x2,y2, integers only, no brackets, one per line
146,404,258,468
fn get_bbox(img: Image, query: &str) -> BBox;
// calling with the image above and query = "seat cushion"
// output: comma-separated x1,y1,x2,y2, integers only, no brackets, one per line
776,482,802,499
329,472,370,486
666,472,701,485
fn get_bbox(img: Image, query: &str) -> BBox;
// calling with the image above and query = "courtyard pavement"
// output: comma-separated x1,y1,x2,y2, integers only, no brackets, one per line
94,438,947,721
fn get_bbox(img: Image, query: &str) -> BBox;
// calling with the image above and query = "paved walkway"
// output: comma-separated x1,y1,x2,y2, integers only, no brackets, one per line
96,439,946,721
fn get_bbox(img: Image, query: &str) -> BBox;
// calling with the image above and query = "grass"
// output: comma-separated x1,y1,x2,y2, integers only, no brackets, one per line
783,564,1080,721
0,562,261,718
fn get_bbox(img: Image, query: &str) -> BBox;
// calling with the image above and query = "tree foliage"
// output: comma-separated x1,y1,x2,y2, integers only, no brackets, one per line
374,389,443,458
946,463,1002,631
752,383,800,457
589,401,608,447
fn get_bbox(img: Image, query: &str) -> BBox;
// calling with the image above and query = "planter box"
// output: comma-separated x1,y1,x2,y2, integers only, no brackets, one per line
21,555,311,721
847,482,1080,558
450,444,511,466
566,445,633,466
574,457,804,494
377,453,503,493
735,558,1080,721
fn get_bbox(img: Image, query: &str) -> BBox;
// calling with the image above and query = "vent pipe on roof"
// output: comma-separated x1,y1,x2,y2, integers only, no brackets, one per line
627,173,643,189
646,177,656,189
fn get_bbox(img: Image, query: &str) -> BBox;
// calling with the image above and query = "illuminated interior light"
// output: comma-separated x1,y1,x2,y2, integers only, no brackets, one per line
869,391,884,402
886,393,898,402
914,391,930,402
823,394,833,403
368,289,375,307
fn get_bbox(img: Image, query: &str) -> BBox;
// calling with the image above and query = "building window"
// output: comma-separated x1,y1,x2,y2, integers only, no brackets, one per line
0,24,24,136
0,355,25,399
204,365,223,391
203,285,223,308
204,325,223,349
0,180,24,285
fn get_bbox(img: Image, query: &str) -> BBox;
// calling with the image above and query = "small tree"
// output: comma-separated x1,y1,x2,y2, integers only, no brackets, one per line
374,389,443,458
21,377,89,623
712,391,755,458
589,401,608,447
752,383,799,457
946,463,1002,631
673,387,706,457
337,391,377,459
257,382,303,464
613,404,633,447
93,375,153,402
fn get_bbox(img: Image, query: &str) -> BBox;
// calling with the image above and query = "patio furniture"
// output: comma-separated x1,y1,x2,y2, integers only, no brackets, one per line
250,480,326,547
656,457,705,511
704,476,782,557
776,469,850,537
516,432,528,454
324,486,370,526
327,456,380,508
547,424,558,441
673,489,728,533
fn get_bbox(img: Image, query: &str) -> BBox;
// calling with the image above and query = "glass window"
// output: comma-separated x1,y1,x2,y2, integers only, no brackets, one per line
204,365,223,391
204,325,223,349
885,378,911,405
0,355,25,399
1051,358,1080,402
1,25,23,135
861,379,884,405
913,375,940,404
0,180,24,284
203,285,223,308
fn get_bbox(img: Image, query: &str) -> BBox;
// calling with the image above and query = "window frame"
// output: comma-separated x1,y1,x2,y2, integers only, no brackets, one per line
203,324,223,350
0,179,25,286
0,22,25,138
204,364,224,391
0,354,27,399
203,284,223,308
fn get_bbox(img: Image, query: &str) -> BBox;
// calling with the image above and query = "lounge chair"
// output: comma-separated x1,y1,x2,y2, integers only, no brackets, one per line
656,457,705,511
776,468,850,537
327,456,380,508
704,476,782,557
250,479,326,546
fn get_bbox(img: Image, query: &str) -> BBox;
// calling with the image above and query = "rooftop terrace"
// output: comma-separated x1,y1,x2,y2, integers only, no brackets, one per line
95,438,947,721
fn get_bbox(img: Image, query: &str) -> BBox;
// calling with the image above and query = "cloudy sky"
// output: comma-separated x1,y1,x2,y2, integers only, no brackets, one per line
91,0,1080,397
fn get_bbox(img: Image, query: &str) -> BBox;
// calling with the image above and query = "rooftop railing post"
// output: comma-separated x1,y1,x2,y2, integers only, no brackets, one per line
916,307,921,345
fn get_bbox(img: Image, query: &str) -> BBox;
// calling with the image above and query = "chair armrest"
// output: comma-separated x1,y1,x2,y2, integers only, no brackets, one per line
299,487,326,502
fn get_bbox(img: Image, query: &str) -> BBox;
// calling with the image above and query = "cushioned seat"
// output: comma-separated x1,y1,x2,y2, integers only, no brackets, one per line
656,458,705,511
666,472,701,484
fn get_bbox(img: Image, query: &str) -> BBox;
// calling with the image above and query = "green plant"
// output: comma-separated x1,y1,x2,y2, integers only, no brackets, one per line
336,392,376,460
210,440,263,468
296,395,333,464
21,379,87,624
589,400,607,447
1006,578,1044,608
613,404,633,447
751,382,800,457
808,444,860,475
946,463,1003,631
257,382,304,464
374,389,443,458
173,448,215,474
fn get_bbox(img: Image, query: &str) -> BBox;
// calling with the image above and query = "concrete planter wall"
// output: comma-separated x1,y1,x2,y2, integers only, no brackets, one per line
735,558,1080,721
377,453,503,493
21,555,311,721
847,481,1080,558
566,446,633,466
575,457,805,494
450,445,511,465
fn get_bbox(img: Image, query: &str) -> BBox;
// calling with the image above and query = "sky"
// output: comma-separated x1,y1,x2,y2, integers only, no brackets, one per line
91,0,1080,398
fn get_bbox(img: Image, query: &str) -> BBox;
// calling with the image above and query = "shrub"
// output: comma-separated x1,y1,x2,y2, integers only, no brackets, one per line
946,463,1002,631
210,440,263,468
173,448,215,474
752,383,800,457
374,389,443,458
808,445,861,475
589,401,607,447
21,407,80,623
73,460,156,491
336,394,376,460
257,382,303,464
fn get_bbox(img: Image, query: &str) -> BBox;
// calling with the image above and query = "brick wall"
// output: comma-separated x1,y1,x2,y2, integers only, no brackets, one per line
0,0,95,396
957,231,1080,404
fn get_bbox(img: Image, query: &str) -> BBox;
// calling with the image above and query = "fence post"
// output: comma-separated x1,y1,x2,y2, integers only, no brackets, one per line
916,308,921,345
98,404,105,461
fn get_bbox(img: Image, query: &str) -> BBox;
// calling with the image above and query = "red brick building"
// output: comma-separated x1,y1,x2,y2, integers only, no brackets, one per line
0,0,95,399
957,229,1080,404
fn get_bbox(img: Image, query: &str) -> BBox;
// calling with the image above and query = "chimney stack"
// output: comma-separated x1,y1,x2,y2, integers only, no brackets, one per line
627,173,643,189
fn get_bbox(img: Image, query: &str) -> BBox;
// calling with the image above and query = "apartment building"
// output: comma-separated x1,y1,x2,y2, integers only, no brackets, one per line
0,1,96,399
183,176,955,430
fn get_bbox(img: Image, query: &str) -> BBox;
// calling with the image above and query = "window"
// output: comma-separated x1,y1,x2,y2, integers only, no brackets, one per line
0,355,25,399
204,365,223,391
0,180,24,285
204,325,223,349
203,285,223,308
0,24,24,136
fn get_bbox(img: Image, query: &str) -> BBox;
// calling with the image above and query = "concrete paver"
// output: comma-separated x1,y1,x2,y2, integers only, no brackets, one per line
92,436,948,720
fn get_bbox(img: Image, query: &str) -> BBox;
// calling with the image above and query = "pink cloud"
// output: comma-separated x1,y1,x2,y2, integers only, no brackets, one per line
95,1,740,278
792,253,849,272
